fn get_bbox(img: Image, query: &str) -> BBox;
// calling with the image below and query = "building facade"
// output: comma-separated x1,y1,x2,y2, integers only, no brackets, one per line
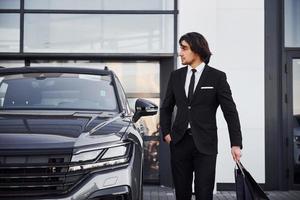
0,0,300,191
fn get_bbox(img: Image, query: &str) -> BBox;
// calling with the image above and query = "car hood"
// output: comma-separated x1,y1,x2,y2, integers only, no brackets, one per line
0,112,130,150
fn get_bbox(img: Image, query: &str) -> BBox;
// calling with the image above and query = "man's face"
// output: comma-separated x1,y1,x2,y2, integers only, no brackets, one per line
179,40,201,66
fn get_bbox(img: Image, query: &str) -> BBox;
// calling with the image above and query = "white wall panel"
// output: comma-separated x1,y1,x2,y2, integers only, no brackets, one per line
178,0,265,186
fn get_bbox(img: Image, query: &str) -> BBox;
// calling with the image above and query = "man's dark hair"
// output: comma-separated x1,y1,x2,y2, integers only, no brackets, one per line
179,32,212,64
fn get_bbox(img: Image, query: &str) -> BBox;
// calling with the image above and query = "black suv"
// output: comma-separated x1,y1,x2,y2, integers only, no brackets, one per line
0,67,158,200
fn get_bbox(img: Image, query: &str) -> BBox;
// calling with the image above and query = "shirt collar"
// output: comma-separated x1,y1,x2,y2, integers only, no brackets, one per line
188,62,205,73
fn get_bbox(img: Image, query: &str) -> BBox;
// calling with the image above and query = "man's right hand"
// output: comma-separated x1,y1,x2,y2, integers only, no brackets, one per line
164,134,172,144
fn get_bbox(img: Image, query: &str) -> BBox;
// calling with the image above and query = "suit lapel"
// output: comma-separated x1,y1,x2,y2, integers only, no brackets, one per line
180,66,188,101
192,65,210,101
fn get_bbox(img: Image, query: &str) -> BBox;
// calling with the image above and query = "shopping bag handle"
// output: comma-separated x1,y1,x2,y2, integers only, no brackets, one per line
236,160,245,177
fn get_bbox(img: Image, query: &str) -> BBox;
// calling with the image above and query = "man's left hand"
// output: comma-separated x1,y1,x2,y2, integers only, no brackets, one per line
231,146,242,161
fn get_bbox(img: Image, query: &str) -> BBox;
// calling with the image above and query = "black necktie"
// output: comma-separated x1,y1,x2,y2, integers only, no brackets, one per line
188,69,197,103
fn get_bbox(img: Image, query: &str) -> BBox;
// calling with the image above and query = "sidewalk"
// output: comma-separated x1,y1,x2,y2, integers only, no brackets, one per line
143,185,300,200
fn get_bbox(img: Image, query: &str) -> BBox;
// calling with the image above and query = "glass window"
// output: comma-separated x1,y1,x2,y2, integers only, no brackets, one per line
0,0,20,9
0,73,118,111
109,62,160,94
25,0,174,10
115,76,131,113
0,60,25,68
29,61,160,94
24,14,173,53
0,14,20,52
143,140,159,181
285,0,300,47
293,59,300,184
293,59,300,115
115,77,126,110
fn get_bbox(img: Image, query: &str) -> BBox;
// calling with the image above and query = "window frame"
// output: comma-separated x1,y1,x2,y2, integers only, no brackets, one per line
0,0,178,57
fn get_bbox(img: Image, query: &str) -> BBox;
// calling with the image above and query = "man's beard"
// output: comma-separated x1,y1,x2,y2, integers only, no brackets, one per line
181,59,188,65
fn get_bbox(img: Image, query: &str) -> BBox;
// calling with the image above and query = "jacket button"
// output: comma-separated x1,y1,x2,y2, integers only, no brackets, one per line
188,106,191,109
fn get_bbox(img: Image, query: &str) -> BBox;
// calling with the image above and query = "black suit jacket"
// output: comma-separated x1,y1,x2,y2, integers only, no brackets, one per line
160,65,242,155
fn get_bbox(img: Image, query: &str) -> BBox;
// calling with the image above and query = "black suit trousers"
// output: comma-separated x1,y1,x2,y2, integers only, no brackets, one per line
170,132,217,200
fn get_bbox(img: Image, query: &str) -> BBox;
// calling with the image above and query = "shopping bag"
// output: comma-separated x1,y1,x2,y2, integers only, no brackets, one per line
235,161,269,200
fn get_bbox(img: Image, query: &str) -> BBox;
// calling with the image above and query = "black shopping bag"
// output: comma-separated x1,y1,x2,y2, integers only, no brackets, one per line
235,161,269,200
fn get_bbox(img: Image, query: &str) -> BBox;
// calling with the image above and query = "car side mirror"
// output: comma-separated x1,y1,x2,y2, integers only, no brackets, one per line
132,98,158,123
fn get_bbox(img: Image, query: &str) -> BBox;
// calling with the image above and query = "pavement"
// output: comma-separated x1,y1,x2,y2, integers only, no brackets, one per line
143,185,300,200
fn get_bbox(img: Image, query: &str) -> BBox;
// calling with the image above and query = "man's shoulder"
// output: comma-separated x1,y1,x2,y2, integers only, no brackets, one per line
173,66,187,73
206,65,226,76
170,66,187,77
171,65,226,76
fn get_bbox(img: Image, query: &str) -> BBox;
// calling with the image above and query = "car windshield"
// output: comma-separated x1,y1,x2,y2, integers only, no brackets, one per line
0,73,118,111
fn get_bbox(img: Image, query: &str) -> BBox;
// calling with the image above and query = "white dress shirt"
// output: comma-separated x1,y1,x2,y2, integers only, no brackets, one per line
184,62,206,128
184,62,206,97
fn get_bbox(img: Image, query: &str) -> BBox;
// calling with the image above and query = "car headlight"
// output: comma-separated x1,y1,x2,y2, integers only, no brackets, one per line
101,145,128,159
69,142,131,172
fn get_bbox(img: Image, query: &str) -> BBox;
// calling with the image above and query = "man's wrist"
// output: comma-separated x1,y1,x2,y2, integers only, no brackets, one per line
231,145,241,149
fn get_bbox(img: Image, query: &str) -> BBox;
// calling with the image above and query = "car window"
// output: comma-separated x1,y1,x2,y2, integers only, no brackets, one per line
0,73,118,111
115,76,131,114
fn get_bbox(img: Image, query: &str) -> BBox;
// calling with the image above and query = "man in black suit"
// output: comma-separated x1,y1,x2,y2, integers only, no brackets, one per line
160,32,242,200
